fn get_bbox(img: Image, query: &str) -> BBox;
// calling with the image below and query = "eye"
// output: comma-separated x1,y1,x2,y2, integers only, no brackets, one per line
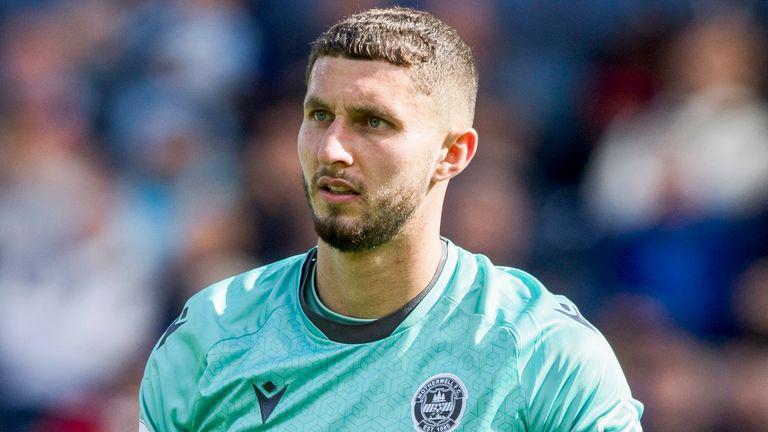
312,110,332,123
366,116,387,129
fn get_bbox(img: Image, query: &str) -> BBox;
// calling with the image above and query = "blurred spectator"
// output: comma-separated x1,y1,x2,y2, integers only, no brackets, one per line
150,0,261,101
242,99,316,262
582,10,768,337
726,343,768,432
442,96,534,267
114,0,261,102
106,84,244,266
0,1,254,429
599,295,728,432
584,11,768,230
726,256,768,430
443,162,532,267
421,0,503,73
100,0,261,316
731,256,768,339
0,89,159,432
0,5,162,431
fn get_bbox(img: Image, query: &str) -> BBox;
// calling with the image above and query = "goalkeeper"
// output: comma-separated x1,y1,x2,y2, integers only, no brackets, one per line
139,6,643,431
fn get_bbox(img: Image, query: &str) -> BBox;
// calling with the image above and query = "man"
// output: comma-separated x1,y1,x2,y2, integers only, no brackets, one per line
139,7,643,431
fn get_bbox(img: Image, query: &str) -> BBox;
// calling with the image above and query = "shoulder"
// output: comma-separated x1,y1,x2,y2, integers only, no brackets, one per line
141,251,310,383
139,251,310,430
448,244,621,370
164,251,309,354
446,244,642,429
446,245,581,338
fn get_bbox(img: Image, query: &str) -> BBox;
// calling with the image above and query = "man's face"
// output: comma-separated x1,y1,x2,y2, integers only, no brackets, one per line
298,57,446,252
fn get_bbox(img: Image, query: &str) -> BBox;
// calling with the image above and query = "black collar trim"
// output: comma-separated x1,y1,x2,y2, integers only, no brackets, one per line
298,241,448,344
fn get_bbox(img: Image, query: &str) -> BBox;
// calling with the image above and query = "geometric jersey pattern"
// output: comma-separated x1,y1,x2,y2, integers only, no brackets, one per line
139,240,643,431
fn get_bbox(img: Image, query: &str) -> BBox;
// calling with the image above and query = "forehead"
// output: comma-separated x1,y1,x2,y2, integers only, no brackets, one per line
305,57,435,116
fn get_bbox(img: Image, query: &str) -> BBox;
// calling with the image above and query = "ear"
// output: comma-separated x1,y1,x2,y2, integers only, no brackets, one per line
433,128,478,181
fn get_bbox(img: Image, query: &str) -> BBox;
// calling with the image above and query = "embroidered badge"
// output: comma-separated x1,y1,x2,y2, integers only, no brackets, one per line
411,373,468,432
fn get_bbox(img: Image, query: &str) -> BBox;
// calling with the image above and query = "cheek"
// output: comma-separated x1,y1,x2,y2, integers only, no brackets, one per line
385,136,438,179
296,124,316,173
375,150,434,190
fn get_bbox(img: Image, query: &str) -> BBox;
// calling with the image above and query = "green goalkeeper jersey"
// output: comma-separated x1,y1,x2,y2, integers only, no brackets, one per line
139,239,643,431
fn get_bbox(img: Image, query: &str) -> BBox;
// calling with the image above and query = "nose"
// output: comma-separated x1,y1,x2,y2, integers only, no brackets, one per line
317,119,353,167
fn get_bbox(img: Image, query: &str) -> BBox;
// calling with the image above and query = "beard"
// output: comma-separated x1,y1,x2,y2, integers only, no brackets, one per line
303,168,431,253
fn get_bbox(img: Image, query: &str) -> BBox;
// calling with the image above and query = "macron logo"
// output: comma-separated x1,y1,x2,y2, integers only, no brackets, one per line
253,381,288,423
554,303,597,332
157,307,189,349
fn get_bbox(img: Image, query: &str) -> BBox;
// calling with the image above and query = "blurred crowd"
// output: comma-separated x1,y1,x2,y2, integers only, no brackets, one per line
1,1,767,431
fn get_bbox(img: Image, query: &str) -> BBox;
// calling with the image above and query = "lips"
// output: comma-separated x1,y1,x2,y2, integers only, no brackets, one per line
317,177,360,195
315,176,361,204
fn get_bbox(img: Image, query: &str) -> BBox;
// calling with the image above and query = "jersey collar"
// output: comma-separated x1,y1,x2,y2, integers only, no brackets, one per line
297,239,455,344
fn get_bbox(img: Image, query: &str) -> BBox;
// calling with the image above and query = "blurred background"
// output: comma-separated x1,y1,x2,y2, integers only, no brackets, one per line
1,0,767,430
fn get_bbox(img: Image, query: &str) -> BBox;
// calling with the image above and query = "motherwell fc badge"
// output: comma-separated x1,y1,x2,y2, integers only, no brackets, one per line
411,373,468,432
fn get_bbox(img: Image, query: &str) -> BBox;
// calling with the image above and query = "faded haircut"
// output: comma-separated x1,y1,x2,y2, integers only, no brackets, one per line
306,7,478,126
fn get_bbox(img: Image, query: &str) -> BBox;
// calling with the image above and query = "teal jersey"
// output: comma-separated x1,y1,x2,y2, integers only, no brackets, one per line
139,240,643,431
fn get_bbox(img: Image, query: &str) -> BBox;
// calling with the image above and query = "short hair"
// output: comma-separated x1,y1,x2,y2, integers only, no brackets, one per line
306,7,478,126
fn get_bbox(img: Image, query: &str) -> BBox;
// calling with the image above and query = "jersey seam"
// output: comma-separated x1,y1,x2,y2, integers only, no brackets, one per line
440,295,527,337
188,257,302,426
188,257,309,427
440,294,531,428
198,256,305,356
521,308,541,430
189,302,294,427
205,303,295,353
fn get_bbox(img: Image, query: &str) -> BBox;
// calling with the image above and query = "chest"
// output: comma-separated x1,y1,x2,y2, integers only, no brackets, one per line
191,309,524,431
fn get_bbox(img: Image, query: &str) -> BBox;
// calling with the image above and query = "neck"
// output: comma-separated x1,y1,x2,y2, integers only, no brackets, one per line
314,223,444,319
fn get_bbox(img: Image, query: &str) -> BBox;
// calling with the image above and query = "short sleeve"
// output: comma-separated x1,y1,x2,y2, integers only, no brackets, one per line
518,300,643,431
138,305,203,431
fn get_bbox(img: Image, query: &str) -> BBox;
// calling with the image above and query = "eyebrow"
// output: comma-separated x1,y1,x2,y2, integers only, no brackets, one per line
303,96,328,111
303,96,398,122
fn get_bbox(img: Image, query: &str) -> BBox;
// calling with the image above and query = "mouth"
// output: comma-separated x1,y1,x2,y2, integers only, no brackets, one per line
317,177,360,195
315,176,361,205
321,184,358,195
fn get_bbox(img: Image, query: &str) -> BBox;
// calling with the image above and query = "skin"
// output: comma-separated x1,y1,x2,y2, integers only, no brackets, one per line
298,57,477,319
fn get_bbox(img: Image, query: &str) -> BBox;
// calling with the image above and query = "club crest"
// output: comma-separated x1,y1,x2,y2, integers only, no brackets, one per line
411,373,468,432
